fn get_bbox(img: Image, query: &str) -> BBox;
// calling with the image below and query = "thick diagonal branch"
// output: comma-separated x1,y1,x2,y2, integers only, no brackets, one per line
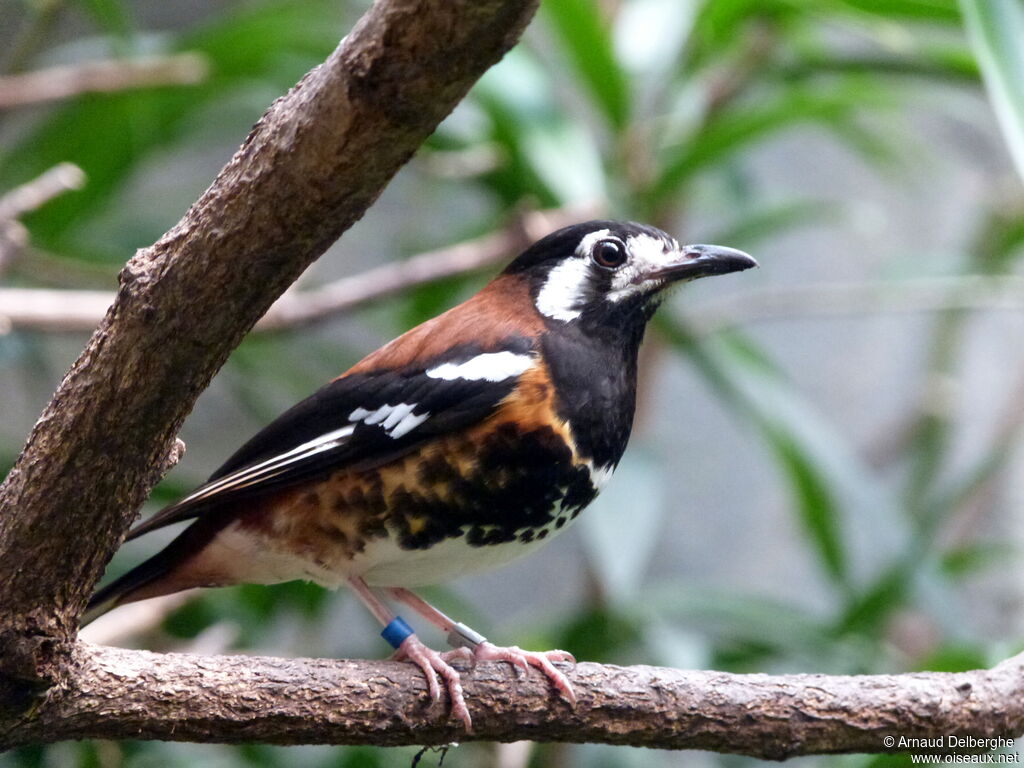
1,644,1022,757
0,0,539,687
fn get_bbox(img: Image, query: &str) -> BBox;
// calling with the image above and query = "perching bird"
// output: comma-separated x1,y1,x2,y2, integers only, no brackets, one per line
86,220,756,728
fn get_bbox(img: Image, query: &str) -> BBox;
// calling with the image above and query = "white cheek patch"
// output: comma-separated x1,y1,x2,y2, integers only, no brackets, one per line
350,404,429,439
426,352,534,382
536,257,591,321
607,233,681,303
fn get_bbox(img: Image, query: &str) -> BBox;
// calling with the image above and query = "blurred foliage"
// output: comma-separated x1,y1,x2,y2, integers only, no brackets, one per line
2,0,1024,766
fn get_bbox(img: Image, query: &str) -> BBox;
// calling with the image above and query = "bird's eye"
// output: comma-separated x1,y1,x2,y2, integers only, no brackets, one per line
591,239,627,269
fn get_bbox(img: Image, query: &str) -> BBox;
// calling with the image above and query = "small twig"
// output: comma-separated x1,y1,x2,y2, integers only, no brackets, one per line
0,162,86,279
0,162,85,222
0,206,596,334
0,53,209,108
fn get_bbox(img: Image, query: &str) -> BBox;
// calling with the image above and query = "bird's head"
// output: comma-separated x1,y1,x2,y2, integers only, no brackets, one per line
504,220,757,329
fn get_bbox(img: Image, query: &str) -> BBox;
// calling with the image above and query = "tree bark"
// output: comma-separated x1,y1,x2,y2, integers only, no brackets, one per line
2,644,1022,757
0,0,538,694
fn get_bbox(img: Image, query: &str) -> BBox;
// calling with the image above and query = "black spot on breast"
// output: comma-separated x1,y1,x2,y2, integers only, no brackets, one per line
418,453,458,485
382,422,600,551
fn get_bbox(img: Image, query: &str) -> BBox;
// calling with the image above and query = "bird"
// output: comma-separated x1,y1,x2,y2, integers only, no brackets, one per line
85,219,756,729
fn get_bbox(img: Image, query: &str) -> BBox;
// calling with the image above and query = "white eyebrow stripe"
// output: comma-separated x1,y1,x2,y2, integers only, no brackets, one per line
574,228,612,257
182,424,356,503
426,351,535,382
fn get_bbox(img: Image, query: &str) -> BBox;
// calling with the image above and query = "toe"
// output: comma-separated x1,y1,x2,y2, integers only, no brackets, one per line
526,653,577,707
398,635,473,730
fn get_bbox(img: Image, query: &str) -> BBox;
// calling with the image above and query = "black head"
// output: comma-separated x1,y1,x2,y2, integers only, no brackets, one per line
505,220,756,329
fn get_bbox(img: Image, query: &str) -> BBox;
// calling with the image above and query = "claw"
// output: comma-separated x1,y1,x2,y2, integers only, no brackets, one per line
396,635,473,729
462,641,578,707
393,635,577,729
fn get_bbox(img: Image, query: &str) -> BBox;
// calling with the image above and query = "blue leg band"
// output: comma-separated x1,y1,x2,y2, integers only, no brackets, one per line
381,616,415,649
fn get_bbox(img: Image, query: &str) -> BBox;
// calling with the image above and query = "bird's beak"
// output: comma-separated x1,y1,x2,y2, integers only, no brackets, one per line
651,244,758,283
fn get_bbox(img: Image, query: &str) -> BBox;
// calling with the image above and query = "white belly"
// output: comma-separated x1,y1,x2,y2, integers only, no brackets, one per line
356,522,571,587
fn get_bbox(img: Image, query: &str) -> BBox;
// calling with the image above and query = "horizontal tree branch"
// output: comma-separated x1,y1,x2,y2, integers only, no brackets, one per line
0,206,594,334
0,54,208,108
2,643,1022,756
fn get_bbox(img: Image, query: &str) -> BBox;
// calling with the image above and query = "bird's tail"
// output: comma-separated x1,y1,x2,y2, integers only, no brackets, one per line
82,521,220,626
82,546,182,625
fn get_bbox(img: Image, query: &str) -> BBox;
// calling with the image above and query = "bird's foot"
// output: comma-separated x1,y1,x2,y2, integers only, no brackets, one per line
394,634,473,730
443,641,577,707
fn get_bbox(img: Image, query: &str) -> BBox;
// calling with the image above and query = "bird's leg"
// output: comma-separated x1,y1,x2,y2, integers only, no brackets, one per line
386,587,577,707
346,576,472,729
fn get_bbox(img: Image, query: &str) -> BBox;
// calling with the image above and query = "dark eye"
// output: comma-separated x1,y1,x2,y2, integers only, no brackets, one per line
591,239,627,269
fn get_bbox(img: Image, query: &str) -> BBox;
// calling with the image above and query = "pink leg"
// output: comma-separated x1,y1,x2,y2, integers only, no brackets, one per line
347,577,473,729
387,587,577,707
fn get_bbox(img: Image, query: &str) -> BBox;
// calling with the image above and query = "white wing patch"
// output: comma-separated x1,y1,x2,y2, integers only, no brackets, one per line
426,352,534,382
180,424,356,504
181,400,434,506
350,403,429,439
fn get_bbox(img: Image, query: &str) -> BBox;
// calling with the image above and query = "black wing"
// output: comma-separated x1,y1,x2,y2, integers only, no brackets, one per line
128,342,536,540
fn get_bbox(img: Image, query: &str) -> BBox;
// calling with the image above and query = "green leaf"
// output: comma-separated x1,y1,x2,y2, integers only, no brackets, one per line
642,584,833,657
916,643,988,672
769,427,847,583
542,0,631,130
837,560,912,634
961,0,1024,182
941,541,1016,577
835,0,960,22
468,49,587,206
73,0,133,39
650,83,890,204
555,606,644,664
